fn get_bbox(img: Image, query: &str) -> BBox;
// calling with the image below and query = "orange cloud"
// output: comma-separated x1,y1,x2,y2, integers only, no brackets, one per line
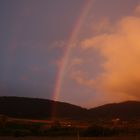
81,9,140,102
71,70,96,88
134,3,140,15
71,58,83,65
92,17,112,34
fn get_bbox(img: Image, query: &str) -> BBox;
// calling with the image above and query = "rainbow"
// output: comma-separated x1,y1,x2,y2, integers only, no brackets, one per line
51,0,94,119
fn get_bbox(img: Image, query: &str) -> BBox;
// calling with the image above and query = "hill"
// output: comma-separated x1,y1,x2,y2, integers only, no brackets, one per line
0,96,140,121
89,101,140,121
0,96,87,120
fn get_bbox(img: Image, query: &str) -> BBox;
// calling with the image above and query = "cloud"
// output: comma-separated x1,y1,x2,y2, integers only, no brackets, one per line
50,40,66,49
68,57,97,89
68,58,83,70
92,17,113,34
134,3,140,15
81,8,140,102
71,70,96,88
71,58,83,65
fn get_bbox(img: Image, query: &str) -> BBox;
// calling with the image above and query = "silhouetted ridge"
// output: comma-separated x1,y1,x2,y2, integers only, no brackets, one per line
0,96,87,120
0,96,140,121
89,101,140,120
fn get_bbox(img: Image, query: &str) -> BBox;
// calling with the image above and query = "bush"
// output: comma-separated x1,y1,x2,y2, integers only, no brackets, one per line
83,124,120,137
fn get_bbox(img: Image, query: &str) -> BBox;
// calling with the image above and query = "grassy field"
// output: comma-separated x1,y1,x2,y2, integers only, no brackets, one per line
0,137,140,140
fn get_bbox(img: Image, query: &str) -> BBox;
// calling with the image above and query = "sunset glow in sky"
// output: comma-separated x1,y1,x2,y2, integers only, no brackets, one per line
1,0,140,107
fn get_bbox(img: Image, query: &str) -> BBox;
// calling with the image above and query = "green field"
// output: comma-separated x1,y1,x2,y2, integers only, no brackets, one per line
0,137,140,140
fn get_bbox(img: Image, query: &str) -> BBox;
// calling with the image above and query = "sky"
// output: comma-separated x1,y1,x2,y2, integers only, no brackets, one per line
0,0,140,108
